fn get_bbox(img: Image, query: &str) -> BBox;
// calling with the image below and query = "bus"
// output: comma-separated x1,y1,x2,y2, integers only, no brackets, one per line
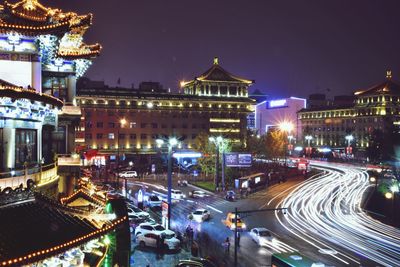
271,253,325,267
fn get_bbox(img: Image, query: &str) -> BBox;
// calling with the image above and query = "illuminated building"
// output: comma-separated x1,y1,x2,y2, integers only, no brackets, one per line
0,2,121,265
255,97,307,139
298,72,400,156
76,58,254,164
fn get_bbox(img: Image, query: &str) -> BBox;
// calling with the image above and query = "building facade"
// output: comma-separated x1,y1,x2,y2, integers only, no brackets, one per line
298,73,400,156
76,58,254,165
255,97,307,139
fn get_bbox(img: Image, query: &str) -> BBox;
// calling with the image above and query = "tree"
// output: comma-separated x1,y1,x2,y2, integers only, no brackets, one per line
265,129,286,160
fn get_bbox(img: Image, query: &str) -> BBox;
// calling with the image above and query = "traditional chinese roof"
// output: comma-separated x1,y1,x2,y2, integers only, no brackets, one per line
0,81,63,107
354,79,400,97
191,57,254,84
0,193,127,266
58,43,102,60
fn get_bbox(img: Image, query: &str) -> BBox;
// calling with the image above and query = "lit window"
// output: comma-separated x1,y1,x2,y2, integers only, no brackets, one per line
108,133,115,140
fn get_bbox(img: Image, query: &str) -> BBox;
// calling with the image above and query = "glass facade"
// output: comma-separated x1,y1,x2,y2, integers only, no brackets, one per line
15,129,37,167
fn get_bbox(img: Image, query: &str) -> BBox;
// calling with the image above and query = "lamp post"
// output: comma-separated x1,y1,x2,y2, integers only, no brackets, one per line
156,137,178,229
209,136,224,190
288,135,294,156
279,121,294,168
345,135,354,156
305,135,313,157
117,118,126,194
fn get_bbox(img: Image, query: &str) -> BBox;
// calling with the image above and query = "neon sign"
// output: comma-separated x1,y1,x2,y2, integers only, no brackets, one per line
268,99,287,108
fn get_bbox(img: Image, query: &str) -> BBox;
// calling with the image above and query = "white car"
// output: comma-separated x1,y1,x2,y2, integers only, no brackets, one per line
144,195,162,208
171,189,185,200
127,206,150,219
189,190,207,198
136,232,180,250
190,209,211,222
250,228,275,246
134,222,175,237
119,170,138,178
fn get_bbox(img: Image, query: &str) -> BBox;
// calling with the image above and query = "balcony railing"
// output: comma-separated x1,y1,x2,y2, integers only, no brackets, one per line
0,163,58,189
59,103,81,116
57,154,82,166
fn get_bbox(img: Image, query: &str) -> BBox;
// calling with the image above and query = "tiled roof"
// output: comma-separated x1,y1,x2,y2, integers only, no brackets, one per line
355,80,400,97
196,61,253,84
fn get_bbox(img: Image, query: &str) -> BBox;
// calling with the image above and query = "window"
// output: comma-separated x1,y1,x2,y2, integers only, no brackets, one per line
86,122,92,128
141,123,147,128
85,133,92,139
161,124,167,129
108,133,115,139
15,129,37,166
182,124,187,129
130,134,136,139
97,122,103,128
108,122,115,128
152,123,158,129
140,134,147,139
129,122,137,128
96,133,103,139
119,134,125,139
85,112,91,117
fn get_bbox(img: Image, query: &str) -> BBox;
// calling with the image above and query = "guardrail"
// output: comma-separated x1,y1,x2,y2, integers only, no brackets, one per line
0,163,58,189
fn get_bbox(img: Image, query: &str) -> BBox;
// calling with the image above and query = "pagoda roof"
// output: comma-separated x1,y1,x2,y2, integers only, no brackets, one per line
0,193,127,266
0,0,92,36
188,57,253,84
58,43,102,60
354,79,400,97
0,81,63,107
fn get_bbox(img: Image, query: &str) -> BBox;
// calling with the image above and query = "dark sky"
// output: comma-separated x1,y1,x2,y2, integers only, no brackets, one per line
42,0,400,98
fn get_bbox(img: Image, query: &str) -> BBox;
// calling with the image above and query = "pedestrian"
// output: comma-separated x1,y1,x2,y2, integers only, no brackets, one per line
237,232,241,247
225,237,230,252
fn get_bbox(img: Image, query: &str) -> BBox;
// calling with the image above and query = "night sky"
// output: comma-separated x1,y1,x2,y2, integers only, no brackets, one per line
42,0,400,98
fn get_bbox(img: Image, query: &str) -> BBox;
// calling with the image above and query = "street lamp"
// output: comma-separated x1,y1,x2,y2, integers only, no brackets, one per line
117,118,127,194
156,136,179,229
209,136,224,190
288,135,294,155
279,121,294,168
305,135,313,157
345,135,354,156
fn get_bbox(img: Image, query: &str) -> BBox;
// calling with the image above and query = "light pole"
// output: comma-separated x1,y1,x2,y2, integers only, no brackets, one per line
345,135,354,156
156,137,178,229
117,118,127,193
288,135,294,155
279,121,294,168
209,136,224,190
305,135,313,157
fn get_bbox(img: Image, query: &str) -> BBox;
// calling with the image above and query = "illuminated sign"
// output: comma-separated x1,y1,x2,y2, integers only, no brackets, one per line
225,153,252,167
268,99,287,108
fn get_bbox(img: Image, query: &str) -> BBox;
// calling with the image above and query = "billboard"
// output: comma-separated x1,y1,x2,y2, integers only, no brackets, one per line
224,153,252,167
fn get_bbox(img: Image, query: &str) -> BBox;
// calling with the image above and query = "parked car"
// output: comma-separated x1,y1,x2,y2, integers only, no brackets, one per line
134,222,175,237
189,190,207,198
249,227,275,247
189,209,211,223
222,212,246,231
178,180,188,187
225,190,235,201
119,170,138,178
176,258,217,267
171,189,185,199
137,232,180,250
127,206,150,219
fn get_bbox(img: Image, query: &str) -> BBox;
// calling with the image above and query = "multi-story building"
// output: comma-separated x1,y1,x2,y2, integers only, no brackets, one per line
298,72,400,156
76,58,255,165
255,97,307,139
0,2,127,266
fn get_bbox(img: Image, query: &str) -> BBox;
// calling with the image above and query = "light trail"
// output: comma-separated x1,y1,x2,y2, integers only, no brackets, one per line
275,162,400,266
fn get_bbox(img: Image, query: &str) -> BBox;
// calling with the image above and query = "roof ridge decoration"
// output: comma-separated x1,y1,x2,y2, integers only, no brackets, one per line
354,72,400,97
195,57,253,84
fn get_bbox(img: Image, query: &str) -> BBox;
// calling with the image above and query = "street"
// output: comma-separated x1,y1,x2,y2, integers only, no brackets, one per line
126,162,400,266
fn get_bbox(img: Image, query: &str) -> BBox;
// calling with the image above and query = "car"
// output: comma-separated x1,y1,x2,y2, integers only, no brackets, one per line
222,212,246,231
178,180,188,187
225,190,235,201
144,195,162,208
189,209,211,222
189,190,207,198
127,207,150,219
249,227,275,246
134,222,175,237
137,232,180,250
119,170,138,178
171,189,185,199
176,258,217,267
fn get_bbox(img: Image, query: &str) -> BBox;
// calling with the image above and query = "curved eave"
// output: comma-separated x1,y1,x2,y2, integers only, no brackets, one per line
4,1,49,23
70,13,93,29
196,78,253,85
0,21,71,36
0,87,63,108
58,51,100,60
